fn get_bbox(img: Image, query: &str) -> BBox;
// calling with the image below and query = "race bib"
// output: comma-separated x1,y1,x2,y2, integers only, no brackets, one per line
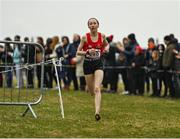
87,49,101,59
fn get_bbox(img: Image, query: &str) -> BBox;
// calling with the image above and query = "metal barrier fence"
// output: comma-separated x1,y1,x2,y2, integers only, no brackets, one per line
0,40,45,118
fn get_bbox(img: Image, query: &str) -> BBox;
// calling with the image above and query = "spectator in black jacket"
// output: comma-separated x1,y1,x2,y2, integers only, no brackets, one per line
130,45,145,95
148,50,160,97
36,36,44,88
102,35,118,93
55,36,73,90
1,37,13,87
24,37,35,88
145,38,156,93
163,35,176,97
0,45,4,87
172,38,180,98
68,34,80,91
116,39,128,94
157,44,167,97
44,38,53,88
119,33,139,95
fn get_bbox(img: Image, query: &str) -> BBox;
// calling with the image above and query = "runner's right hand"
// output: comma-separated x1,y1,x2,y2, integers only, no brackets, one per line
88,48,96,55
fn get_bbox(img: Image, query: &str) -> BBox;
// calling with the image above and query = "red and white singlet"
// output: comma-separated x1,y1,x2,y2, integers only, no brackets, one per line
83,32,104,59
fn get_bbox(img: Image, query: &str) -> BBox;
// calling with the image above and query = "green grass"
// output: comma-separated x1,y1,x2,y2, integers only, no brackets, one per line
0,89,180,138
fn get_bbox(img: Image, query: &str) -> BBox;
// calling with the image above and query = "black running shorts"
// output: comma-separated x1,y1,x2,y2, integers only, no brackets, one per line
83,58,103,75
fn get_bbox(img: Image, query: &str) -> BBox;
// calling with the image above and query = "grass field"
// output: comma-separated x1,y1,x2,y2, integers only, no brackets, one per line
0,89,180,138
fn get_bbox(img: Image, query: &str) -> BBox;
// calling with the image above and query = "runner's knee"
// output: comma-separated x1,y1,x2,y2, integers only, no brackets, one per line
94,86,100,94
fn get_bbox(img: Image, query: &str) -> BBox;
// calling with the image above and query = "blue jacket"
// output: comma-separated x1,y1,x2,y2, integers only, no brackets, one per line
13,47,21,64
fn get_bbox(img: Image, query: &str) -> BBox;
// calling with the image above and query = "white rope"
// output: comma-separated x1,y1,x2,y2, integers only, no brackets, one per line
0,58,63,74
0,58,175,74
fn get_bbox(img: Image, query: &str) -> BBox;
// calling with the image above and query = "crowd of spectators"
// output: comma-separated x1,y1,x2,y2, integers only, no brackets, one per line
0,33,180,98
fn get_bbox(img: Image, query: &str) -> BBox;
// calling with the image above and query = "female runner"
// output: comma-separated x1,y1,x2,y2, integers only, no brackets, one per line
77,18,109,121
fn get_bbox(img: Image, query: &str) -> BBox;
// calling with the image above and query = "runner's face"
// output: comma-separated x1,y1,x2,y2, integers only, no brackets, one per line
88,19,99,32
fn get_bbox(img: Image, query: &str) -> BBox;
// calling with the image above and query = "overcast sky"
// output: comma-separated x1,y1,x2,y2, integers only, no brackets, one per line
0,0,180,48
